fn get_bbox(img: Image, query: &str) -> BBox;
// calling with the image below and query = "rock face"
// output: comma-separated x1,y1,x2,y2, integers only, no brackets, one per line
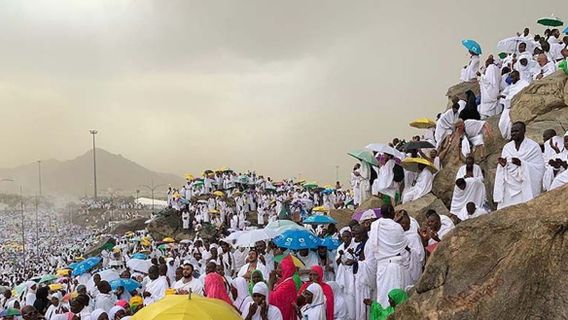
391,185,568,320
395,193,450,226
446,81,480,108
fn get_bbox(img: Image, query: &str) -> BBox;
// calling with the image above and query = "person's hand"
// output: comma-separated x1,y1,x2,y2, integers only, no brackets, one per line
258,255,266,265
562,160,568,170
550,140,561,153
419,226,430,241
143,291,151,298
498,157,507,167
536,73,543,80
247,302,258,316
549,159,558,167
344,259,356,266
260,300,269,318
363,298,372,306
338,250,344,256
511,157,521,166
347,248,354,254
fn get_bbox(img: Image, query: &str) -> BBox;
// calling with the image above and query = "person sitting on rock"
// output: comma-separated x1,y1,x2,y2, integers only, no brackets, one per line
456,202,488,222
456,155,484,181
401,163,433,204
454,118,492,158
450,178,487,219
533,53,556,80
419,210,455,247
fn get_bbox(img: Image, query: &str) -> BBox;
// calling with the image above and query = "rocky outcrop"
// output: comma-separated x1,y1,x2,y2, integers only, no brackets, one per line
395,193,450,226
446,81,480,108
355,195,384,213
111,218,147,235
391,184,568,320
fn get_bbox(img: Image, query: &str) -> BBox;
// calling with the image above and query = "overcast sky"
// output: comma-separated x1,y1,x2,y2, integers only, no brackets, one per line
1,0,566,185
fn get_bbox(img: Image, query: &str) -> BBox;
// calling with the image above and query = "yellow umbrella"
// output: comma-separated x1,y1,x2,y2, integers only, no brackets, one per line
312,206,329,213
162,237,175,243
131,294,242,320
209,209,219,214
409,118,436,129
184,173,194,180
49,283,63,291
212,191,224,197
125,231,135,237
56,269,70,277
141,239,151,247
401,157,438,173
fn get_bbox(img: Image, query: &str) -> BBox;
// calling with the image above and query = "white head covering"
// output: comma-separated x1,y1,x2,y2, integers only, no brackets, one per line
360,209,376,222
339,227,351,235
232,277,250,309
306,283,325,306
302,283,326,320
252,282,269,302
108,306,124,319
91,309,107,320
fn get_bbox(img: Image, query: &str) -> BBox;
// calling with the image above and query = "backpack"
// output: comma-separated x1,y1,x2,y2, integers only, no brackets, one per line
393,164,405,183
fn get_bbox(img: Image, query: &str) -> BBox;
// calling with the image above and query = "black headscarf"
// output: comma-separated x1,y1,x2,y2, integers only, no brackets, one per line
458,90,481,120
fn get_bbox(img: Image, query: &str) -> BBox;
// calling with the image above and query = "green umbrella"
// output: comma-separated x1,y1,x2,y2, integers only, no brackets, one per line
348,150,379,166
0,308,21,317
303,182,318,189
193,181,204,187
537,16,563,27
39,274,58,284
158,244,168,250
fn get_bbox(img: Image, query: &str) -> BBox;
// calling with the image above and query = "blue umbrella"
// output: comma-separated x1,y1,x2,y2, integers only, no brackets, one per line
109,278,141,292
68,262,79,269
564,26,568,34
131,253,147,260
321,188,334,195
303,214,336,225
462,39,482,55
72,257,102,276
319,237,341,250
273,229,320,250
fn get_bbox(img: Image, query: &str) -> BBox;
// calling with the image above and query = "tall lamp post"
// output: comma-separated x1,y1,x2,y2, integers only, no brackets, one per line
89,130,98,200
139,179,165,211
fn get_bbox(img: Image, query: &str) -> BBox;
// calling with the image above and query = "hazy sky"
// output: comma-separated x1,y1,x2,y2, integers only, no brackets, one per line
1,0,566,185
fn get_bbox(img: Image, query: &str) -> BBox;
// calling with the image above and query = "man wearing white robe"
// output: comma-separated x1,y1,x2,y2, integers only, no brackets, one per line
479,57,502,118
450,177,487,215
402,164,433,204
143,266,169,305
494,122,544,209
396,211,424,287
423,211,455,246
352,224,375,320
456,202,489,221
499,71,530,139
435,104,459,148
335,228,357,320
372,154,398,201
359,160,372,205
543,131,568,191
460,53,480,82
456,156,484,181
351,164,363,206
173,263,204,295
368,211,410,307
550,169,568,190
533,53,557,80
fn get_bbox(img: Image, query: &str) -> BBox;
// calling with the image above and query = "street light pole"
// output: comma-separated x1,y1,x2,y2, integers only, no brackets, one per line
140,179,165,212
89,130,98,200
19,185,26,274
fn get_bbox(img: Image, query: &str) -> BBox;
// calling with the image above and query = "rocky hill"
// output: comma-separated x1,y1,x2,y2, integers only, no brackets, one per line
390,71,568,319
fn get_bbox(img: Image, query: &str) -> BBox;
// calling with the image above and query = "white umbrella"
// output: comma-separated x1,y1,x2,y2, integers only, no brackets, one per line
497,37,537,54
365,143,406,159
126,259,152,274
234,229,277,247
265,220,308,234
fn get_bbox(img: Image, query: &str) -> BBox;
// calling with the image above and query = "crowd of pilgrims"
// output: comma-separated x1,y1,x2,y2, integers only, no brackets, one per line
2,24,568,320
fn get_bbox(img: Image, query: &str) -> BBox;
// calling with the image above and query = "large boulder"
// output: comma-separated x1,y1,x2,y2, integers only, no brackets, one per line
445,81,480,108
355,196,385,213
111,218,147,235
510,71,568,125
391,185,568,320
395,193,449,226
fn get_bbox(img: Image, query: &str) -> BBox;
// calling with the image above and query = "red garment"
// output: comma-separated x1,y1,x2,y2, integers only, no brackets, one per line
297,265,334,320
204,272,233,306
269,255,298,320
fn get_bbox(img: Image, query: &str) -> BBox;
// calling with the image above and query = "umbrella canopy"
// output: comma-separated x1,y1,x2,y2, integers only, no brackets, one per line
303,214,337,225
462,39,482,55
538,16,563,27
72,257,102,276
131,253,148,260
273,229,320,250
403,141,435,152
0,308,21,317
131,294,242,320
409,118,436,129
39,274,58,284
273,254,305,267
56,269,70,277
212,191,224,197
95,269,120,282
400,157,438,173
365,144,405,160
497,36,537,54
264,220,306,234
319,237,341,250
184,174,194,180
179,239,192,244
234,229,276,247
48,283,63,291
312,206,329,213
193,181,204,187
348,149,379,166
565,26,568,34
162,237,175,243
303,182,318,189
127,258,152,274
110,278,141,292
352,208,382,222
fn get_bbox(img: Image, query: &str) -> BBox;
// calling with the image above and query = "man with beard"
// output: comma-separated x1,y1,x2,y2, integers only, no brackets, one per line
173,262,204,295
353,224,375,320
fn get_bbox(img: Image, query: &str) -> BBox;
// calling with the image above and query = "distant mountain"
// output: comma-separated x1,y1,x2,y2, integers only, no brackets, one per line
0,149,185,198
